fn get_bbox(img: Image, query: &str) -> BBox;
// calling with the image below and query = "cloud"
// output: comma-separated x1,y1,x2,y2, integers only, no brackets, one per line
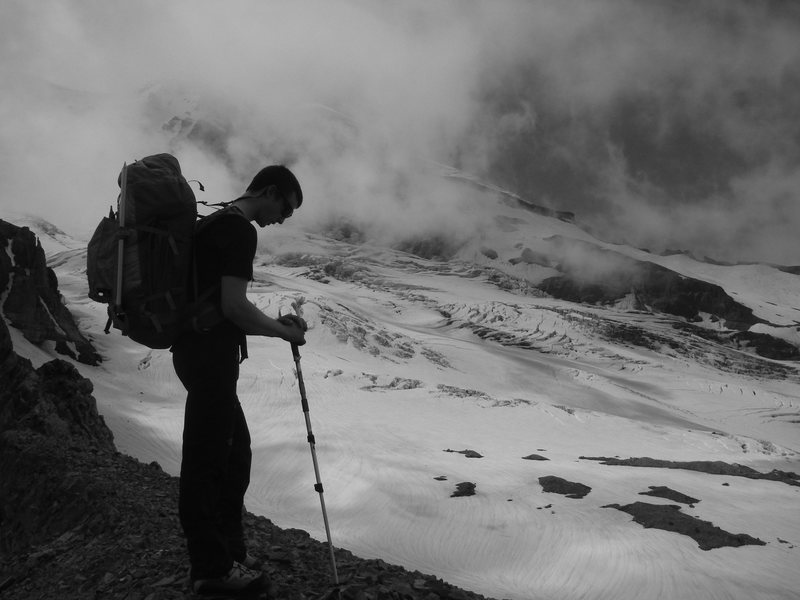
0,0,491,244
1,0,798,264
466,1,800,264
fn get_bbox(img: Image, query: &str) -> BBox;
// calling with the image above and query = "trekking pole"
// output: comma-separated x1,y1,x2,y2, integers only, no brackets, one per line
290,307,339,587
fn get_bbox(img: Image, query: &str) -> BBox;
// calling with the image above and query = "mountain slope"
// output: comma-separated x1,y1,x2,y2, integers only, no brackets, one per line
0,225,492,600
3,186,799,599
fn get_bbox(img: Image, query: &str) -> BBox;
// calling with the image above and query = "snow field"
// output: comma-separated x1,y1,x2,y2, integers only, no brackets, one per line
13,218,800,600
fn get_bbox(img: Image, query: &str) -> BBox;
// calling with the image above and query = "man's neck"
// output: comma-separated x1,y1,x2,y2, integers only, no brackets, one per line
230,197,257,221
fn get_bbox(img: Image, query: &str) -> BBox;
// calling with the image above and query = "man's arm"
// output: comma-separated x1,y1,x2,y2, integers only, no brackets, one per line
221,276,305,344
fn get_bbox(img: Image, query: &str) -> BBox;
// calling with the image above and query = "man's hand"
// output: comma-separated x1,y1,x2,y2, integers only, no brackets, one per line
221,276,308,344
278,314,307,345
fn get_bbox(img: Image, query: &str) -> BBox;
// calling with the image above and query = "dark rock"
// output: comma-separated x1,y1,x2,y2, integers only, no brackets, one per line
0,219,100,365
776,265,800,275
731,331,800,360
522,454,549,461
0,338,118,555
535,236,766,333
538,476,591,499
0,322,112,451
509,247,553,268
580,456,800,487
394,234,465,261
604,501,765,551
669,321,800,361
450,482,477,498
444,449,483,459
479,247,498,260
639,486,700,505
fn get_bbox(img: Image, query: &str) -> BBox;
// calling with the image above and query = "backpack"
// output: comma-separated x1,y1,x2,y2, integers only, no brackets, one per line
87,153,236,349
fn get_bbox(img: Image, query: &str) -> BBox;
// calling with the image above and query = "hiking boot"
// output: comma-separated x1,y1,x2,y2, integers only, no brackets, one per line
239,553,262,570
192,561,268,596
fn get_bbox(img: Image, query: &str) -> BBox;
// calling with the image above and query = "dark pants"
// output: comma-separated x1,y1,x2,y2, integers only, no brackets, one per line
172,331,251,580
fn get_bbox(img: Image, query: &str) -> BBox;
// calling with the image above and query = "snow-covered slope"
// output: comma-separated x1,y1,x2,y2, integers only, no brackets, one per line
6,198,799,600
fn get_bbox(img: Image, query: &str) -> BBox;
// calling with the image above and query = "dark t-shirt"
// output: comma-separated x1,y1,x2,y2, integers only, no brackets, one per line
194,212,256,305
183,211,256,348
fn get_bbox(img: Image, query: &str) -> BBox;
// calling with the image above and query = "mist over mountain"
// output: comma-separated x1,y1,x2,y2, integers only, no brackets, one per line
469,1,800,264
3,3,800,599
2,0,800,265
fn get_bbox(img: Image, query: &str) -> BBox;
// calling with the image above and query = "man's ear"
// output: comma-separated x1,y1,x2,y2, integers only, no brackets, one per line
242,187,263,199
244,185,272,199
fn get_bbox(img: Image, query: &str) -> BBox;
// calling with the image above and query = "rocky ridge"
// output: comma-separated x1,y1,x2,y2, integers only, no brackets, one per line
0,225,491,600
0,219,99,366
0,316,492,600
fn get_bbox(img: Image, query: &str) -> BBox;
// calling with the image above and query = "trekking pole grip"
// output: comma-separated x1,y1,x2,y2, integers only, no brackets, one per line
292,343,310,413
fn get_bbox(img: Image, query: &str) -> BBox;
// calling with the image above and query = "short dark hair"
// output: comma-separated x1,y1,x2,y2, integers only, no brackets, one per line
246,165,303,208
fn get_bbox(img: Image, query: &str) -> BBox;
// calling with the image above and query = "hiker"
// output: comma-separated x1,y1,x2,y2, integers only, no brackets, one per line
171,165,307,596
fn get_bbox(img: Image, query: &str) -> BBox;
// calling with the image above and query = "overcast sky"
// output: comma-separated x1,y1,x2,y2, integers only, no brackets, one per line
2,0,799,264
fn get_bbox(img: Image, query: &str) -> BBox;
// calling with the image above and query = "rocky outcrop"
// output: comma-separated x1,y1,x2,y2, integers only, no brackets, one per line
0,291,490,600
0,219,100,366
536,236,760,329
0,321,113,451
580,456,800,487
520,235,800,361
639,486,699,505
538,476,592,499
731,330,800,361
0,313,115,557
603,502,766,551
450,482,477,498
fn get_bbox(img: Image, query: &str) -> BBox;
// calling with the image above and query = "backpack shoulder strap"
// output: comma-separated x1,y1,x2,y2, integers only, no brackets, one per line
195,204,250,234
189,203,251,302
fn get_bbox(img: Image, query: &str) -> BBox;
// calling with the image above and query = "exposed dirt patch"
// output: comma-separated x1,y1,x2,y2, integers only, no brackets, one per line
444,449,484,459
604,502,766,551
580,456,800,487
639,486,699,505
538,476,591,499
522,454,550,461
450,482,477,498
